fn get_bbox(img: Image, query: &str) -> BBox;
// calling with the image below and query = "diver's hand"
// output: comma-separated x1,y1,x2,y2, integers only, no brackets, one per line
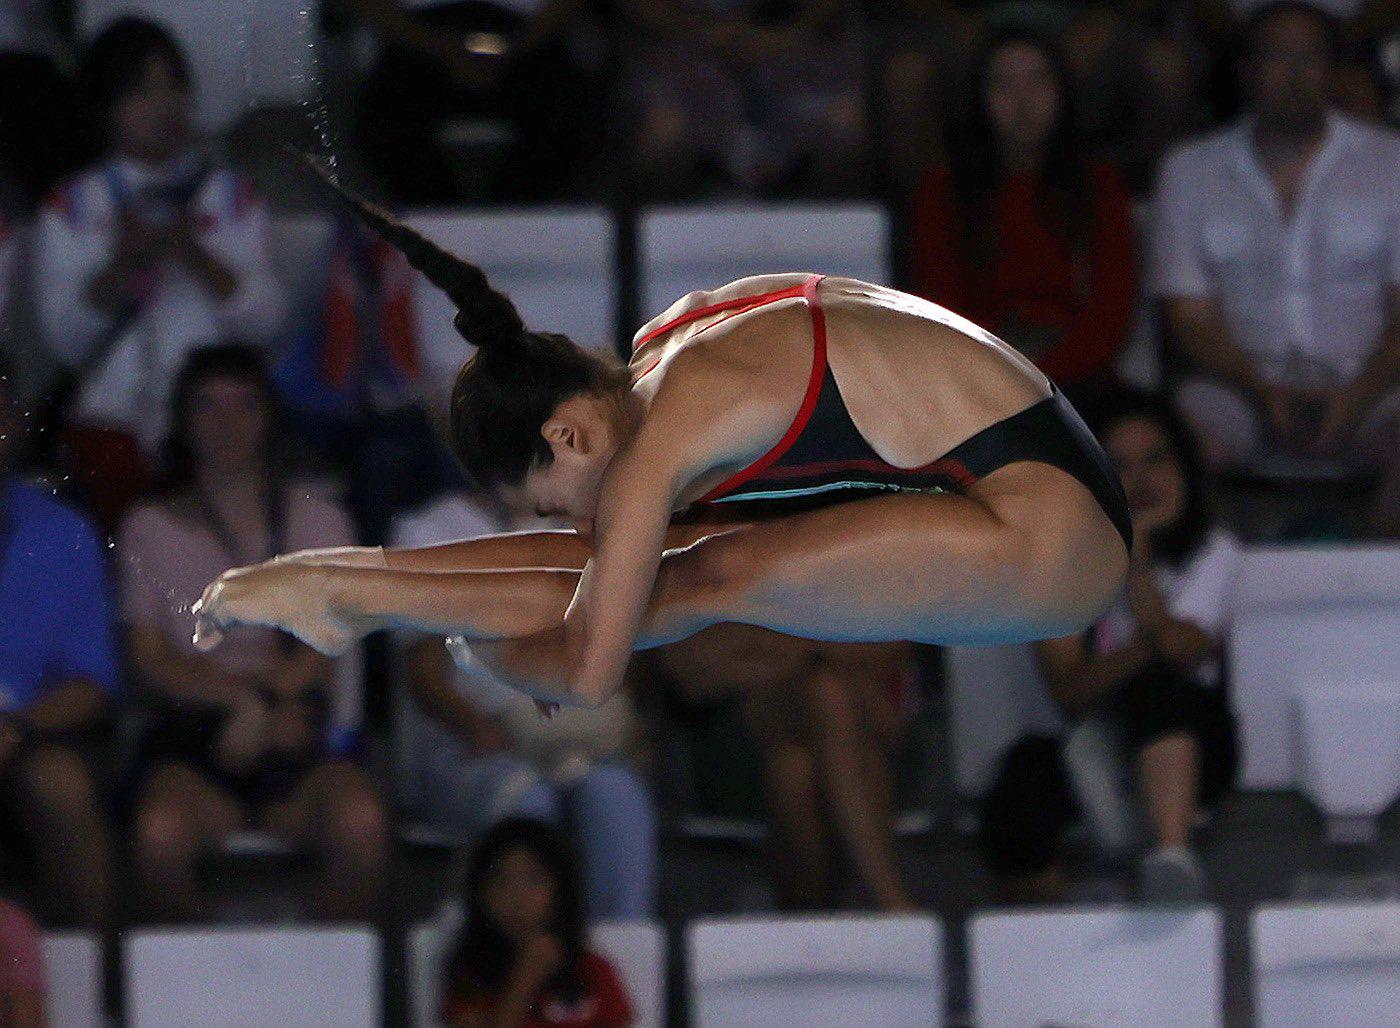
192,563,363,656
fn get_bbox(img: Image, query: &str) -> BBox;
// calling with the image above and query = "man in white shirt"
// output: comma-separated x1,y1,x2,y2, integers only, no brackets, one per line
1149,1,1400,533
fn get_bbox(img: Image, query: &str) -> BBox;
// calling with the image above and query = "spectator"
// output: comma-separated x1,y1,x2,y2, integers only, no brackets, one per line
911,28,1138,399
392,488,657,918
440,817,635,1027
980,388,1240,903
116,344,385,922
34,17,284,531
865,0,982,191
0,354,119,930
343,0,612,204
1150,1,1400,535
656,626,917,912
0,895,44,1027
617,0,870,199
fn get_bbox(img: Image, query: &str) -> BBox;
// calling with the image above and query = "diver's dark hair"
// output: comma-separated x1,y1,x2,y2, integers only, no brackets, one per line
299,155,629,489
1085,386,1213,570
445,817,587,1005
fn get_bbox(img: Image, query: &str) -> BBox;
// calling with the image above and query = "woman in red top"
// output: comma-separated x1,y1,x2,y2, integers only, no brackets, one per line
441,817,634,1028
911,29,1138,396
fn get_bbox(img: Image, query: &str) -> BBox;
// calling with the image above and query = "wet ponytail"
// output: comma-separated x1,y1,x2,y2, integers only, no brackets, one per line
299,153,629,488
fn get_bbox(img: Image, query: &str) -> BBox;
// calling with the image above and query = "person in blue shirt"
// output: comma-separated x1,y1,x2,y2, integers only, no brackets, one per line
0,355,120,928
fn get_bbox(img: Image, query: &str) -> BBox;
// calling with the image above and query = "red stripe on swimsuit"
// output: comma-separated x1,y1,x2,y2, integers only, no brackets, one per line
635,273,1005,508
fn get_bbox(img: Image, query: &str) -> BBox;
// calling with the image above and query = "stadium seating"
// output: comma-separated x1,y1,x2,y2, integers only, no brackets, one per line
638,204,890,322
686,913,944,1028
124,925,380,1027
77,0,321,131
944,642,1064,798
41,931,103,1028
1252,902,1400,1027
969,905,1223,1028
404,209,619,391
1228,545,1400,840
408,910,666,1028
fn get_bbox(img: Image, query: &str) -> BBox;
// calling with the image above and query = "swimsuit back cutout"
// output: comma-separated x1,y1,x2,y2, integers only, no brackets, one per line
635,274,979,506
636,274,1134,548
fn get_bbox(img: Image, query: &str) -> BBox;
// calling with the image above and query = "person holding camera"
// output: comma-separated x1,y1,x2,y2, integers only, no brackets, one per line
34,17,283,530
116,345,385,923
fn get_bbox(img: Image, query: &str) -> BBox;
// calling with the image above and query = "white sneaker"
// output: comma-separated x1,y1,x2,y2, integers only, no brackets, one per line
1140,846,1206,904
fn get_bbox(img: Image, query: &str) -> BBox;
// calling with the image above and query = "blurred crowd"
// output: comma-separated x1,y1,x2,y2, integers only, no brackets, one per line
0,0,1398,1022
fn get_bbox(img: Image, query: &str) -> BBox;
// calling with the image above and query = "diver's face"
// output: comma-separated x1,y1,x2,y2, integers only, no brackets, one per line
499,393,625,534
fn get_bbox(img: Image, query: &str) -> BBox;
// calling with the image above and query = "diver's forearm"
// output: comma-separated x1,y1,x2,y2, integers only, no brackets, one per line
325,565,580,639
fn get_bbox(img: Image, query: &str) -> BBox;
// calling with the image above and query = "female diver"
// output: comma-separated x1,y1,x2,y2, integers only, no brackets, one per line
191,168,1132,709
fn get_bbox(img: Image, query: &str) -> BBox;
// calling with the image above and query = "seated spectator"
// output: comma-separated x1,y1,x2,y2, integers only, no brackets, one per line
980,388,1240,904
343,0,611,204
0,355,118,929
440,817,634,1028
116,344,385,922
616,0,871,199
1150,1,1400,535
654,626,917,912
34,17,284,533
911,28,1138,400
865,0,982,191
0,895,44,1027
392,489,657,918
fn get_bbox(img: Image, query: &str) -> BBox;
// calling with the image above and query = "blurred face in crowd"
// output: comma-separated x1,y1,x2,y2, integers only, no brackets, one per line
1246,8,1333,129
482,847,558,942
983,40,1061,162
111,53,192,161
186,375,270,478
1105,415,1186,536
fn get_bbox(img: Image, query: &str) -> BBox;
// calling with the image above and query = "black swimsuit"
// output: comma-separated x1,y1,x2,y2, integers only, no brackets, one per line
633,273,1133,552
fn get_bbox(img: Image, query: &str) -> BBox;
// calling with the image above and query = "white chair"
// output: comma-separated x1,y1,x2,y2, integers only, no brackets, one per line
590,920,667,1028
969,905,1223,1028
1252,902,1400,1027
945,642,1064,798
687,914,943,1028
638,204,889,322
1232,545,1400,616
408,911,666,1028
403,208,618,403
77,0,321,132
41,931,103,1028
1228,544,1400,794
125,925,380,1028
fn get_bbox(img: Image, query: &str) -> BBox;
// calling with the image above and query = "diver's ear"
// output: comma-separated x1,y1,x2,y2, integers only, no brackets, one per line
541,395,598,456
541,415,585,455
